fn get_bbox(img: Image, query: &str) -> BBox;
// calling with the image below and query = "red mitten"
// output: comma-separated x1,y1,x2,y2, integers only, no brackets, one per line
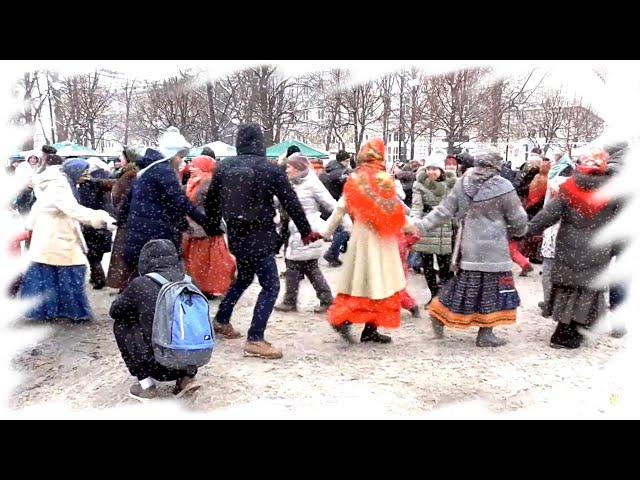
302,232,323,245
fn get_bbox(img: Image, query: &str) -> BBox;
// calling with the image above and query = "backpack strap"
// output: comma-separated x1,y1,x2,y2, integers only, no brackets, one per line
146,272,170,285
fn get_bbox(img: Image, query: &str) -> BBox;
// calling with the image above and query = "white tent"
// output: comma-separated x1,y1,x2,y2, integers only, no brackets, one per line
200,141,236,158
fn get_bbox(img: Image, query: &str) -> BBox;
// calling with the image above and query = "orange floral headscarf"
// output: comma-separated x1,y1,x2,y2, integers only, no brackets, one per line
344,138,405,238
357,138,386,167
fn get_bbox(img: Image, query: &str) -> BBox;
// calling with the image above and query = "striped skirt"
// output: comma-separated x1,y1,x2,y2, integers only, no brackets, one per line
428,270,520,329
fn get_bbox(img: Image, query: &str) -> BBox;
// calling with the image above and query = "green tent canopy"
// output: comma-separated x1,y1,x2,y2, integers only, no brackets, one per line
51,141,106,157
266,140,329,159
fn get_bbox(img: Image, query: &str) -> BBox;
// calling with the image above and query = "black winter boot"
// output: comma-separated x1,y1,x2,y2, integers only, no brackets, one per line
360,323,392,343
332,321,356,344
550,322,581,349
476,327,507,347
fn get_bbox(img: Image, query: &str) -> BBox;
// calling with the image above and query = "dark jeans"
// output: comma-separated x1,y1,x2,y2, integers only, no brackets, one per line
420,253,452,297
324,225,349,262
610,284,627,310
215,254,280,341
283,259,333,306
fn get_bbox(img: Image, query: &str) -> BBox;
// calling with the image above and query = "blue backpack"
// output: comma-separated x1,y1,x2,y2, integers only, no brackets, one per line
146,273,215,369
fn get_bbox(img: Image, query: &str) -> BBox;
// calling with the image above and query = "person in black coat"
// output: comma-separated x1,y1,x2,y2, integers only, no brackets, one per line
319,151,351,201
110,239,201,401
204,123,320,359
121,148,209,282
78,164,114,289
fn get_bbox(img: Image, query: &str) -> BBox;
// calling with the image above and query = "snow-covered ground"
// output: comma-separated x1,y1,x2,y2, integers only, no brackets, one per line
8,252,628,418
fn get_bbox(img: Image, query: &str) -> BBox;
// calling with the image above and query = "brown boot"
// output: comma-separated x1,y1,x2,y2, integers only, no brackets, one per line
213,321,242,339
173,376,201,397
243,340,283,359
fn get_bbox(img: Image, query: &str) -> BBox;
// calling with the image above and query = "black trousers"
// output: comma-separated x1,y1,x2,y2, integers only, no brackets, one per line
87,250,106,286
283,259,333,306
420,253,453,297
113,321,196,381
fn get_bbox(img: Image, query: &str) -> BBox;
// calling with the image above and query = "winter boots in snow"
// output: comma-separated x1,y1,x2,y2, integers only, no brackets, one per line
360,323,392,344
332,321,356,344
274,302,297,312
476,327,507,347
431,318,445,339
538,301,552,318
550,322,582,349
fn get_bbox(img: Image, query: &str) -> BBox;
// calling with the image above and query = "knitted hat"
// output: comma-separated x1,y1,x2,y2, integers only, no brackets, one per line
474,149,504,170
424,152,446,172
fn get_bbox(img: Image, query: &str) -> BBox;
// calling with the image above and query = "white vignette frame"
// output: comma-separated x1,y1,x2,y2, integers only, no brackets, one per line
0,59,638,419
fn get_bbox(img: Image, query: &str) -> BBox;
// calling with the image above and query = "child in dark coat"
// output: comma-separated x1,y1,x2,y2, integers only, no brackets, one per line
110,239,201,401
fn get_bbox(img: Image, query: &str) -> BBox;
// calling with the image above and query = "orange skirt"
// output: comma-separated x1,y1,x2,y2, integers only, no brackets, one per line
428,297,516,329
183,236,236,296
327,292,402,329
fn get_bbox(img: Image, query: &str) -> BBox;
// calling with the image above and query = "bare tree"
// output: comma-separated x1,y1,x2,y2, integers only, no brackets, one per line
341,80,384,153
515,89,567,152
430,68,489,153
134,72,206,144
403,68,440,159
560,99,605,145
231,65,304,146
477,70,545,145
51,71,118,148
376,73,396,145
121,78,137,146
10,71,48,149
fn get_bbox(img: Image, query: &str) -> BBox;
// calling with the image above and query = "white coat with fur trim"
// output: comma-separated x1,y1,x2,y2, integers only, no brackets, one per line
26,165,114,266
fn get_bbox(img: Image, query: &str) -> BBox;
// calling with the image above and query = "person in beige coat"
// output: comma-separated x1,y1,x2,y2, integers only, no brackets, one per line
322,138,412,344
19,156,115,322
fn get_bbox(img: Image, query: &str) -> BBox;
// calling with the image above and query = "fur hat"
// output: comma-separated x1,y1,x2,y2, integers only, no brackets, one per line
158,126,191,159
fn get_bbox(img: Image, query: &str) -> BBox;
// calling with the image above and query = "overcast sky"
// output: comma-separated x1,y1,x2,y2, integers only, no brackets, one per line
2,59,639,143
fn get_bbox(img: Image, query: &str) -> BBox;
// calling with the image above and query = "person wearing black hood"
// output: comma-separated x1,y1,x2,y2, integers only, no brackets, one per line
204,123,320,359
121,148,209,284
320,150,352,266
110,239,201,401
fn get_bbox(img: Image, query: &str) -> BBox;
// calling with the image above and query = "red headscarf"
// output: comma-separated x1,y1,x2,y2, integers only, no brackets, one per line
560,150,611,219
186,155,216,202
576,149,609,176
